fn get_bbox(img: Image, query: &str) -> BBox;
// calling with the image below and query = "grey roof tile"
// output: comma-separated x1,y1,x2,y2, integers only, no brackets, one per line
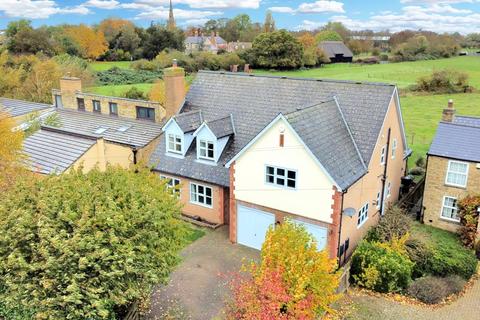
174,110,203,132
429,121,480,163
0,97,52,117
44,109,163,148
454,116,480,128
319,41,353,58
150,71,396,187
23,130,96,174
206,115,235,138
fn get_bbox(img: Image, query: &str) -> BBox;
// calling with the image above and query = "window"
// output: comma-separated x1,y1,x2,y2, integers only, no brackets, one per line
77,98,85,111
167,134,182,154
54,95,63,108
441,196,459,221
376,191,381,209
446,161,469,188
199,140,215,160
265,165,297,189
109,102,118,116
357,203,369,227
380,145,386,165
391,139,397,159
190,183,212,207
136,106,155,121
93,100,101,113
387,182,391,198
160,175,181,195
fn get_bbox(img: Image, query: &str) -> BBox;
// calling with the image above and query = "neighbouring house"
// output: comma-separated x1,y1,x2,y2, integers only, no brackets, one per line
226,41,252,53
184,31,227,54
0,97,54,125
319,41,354,63
150,66,410,262
422,100,480,233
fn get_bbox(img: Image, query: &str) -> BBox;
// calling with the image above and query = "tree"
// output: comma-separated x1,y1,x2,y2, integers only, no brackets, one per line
227,221,340,319
0,51,24,99
0,166,187,319
6,20,55,56
251,30,304,69
322,22,350,41
142,24,185,59
0,110,25,192
298,33,316,49
98,18,132,45
315,30,343,43
263,10,276,33
65,25,108,60
22,58,62,103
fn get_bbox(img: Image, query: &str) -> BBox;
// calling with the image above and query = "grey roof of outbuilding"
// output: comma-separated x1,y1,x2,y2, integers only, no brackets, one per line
174,110,203,132
44,109,163,148
285,100,367,189
319,41,354,58
23,129,96,174
428,118,480,163
150,71,397,188
0,97,52,117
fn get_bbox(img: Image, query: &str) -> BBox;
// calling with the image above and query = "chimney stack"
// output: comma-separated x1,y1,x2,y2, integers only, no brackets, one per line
442,99,456,122
57,76,82,109
164,60,186,118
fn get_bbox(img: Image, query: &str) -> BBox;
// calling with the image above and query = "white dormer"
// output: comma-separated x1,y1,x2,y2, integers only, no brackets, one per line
162,118,193,158
193,116,235,164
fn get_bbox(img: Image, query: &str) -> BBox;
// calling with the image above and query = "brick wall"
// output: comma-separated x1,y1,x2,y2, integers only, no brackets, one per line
423,156,480,232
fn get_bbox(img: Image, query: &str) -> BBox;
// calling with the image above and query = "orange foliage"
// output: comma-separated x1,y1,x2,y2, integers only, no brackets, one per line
98,18,134,43
298,33,316,49
66,25,108,60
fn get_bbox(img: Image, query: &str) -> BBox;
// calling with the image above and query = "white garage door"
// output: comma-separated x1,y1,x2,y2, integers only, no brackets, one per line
237,205,275,250
293,219,328,251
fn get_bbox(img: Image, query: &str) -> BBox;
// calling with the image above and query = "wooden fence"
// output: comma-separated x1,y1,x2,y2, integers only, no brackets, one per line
123,302,140,320
398,176,425,217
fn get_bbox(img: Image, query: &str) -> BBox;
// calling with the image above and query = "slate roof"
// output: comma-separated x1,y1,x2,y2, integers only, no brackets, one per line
285,100,366,189
319,41,354,58
205,115,235,138
44,109,163,148
185,35,226,45
23,129,96,174
428,117,480,163
0,97,52,118
174,110,203,133
150,71,397,188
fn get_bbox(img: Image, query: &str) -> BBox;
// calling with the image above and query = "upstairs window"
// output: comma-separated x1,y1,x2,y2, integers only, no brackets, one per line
391,139,397,159
376,191,381,209
77,98,85,111
446,161,468,188
441,196,459,222
167,133,182,154
357,203,369,227
387,181,392,198
93,100,101,113
136,106,155,121
266,165,297,189
109,102,118,116
199,140,215,160
380,145,386,165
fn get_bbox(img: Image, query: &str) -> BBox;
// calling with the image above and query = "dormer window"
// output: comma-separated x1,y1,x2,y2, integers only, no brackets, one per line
167,133,182,153
199,139,214,160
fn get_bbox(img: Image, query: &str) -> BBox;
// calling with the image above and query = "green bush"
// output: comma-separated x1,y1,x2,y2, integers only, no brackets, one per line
96,67,162,85
124,86,146,100
475,241,480,259
351,240,414,293
407,276,466,304
413,70,472,94
0,167,187,319
409,167,425,176
366,206,411,243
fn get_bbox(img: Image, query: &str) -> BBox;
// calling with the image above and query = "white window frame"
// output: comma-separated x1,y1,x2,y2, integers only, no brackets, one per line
190,183,213,208
167,133,183,154
357,202,369,228
440,196,460,222
387,182,391,198
160,175,181,195
265,165,297,189
445,160,469,188
198,139,215,161
380,145,386,165
391,139,397,159
376,191,381,209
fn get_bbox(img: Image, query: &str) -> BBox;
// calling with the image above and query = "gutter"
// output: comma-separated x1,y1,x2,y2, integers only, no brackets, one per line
379,127,392,216
336,190,346,267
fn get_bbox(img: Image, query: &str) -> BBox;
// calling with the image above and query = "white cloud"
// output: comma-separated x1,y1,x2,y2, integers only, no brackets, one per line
0,0,90,19
269,1,344,15
182,18,210,26
404,4,472,14
83,0,120,10
135,7,221,20
130,0,260,9
295,19,324,30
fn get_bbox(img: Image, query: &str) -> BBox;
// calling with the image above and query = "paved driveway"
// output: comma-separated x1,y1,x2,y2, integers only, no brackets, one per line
146,226,259,320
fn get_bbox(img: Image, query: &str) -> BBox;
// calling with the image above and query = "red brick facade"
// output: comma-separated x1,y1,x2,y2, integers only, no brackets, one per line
329,186,343,259
229,162,237,243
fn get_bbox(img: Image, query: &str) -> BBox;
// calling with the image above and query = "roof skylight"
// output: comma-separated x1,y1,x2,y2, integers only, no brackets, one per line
117,125,132,132
94,127,108,134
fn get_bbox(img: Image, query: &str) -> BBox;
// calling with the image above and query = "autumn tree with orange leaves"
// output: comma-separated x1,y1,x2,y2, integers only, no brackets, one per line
66,25,108,60
227,221,340,319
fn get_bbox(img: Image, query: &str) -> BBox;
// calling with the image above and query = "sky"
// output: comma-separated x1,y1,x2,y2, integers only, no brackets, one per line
0,0,480,34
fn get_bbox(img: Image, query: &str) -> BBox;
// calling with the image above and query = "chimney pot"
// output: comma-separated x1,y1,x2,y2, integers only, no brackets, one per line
448,99,454,109
442,99,456,122
172,59,178,68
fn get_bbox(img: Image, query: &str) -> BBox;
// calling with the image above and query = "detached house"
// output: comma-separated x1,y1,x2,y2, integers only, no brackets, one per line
150,66,410,261
422,100,480,232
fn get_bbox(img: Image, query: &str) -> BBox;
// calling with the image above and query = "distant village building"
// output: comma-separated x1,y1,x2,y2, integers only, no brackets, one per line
318,41,353,63
226,41,252,53
185,30,227,54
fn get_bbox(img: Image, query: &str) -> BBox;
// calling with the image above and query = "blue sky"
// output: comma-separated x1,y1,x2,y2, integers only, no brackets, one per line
1,1,479,33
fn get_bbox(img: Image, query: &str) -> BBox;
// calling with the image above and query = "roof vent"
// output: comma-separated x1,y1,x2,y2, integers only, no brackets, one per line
117,125,132,132
94,127,108,134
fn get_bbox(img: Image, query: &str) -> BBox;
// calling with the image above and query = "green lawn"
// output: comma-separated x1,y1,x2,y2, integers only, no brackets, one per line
256,56,480,89
88,61,133,72
85,83,154,97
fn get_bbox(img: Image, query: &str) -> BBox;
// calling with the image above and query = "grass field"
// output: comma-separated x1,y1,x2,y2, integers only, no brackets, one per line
256,56,480,89
85,83,154,97
88,61,133,72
